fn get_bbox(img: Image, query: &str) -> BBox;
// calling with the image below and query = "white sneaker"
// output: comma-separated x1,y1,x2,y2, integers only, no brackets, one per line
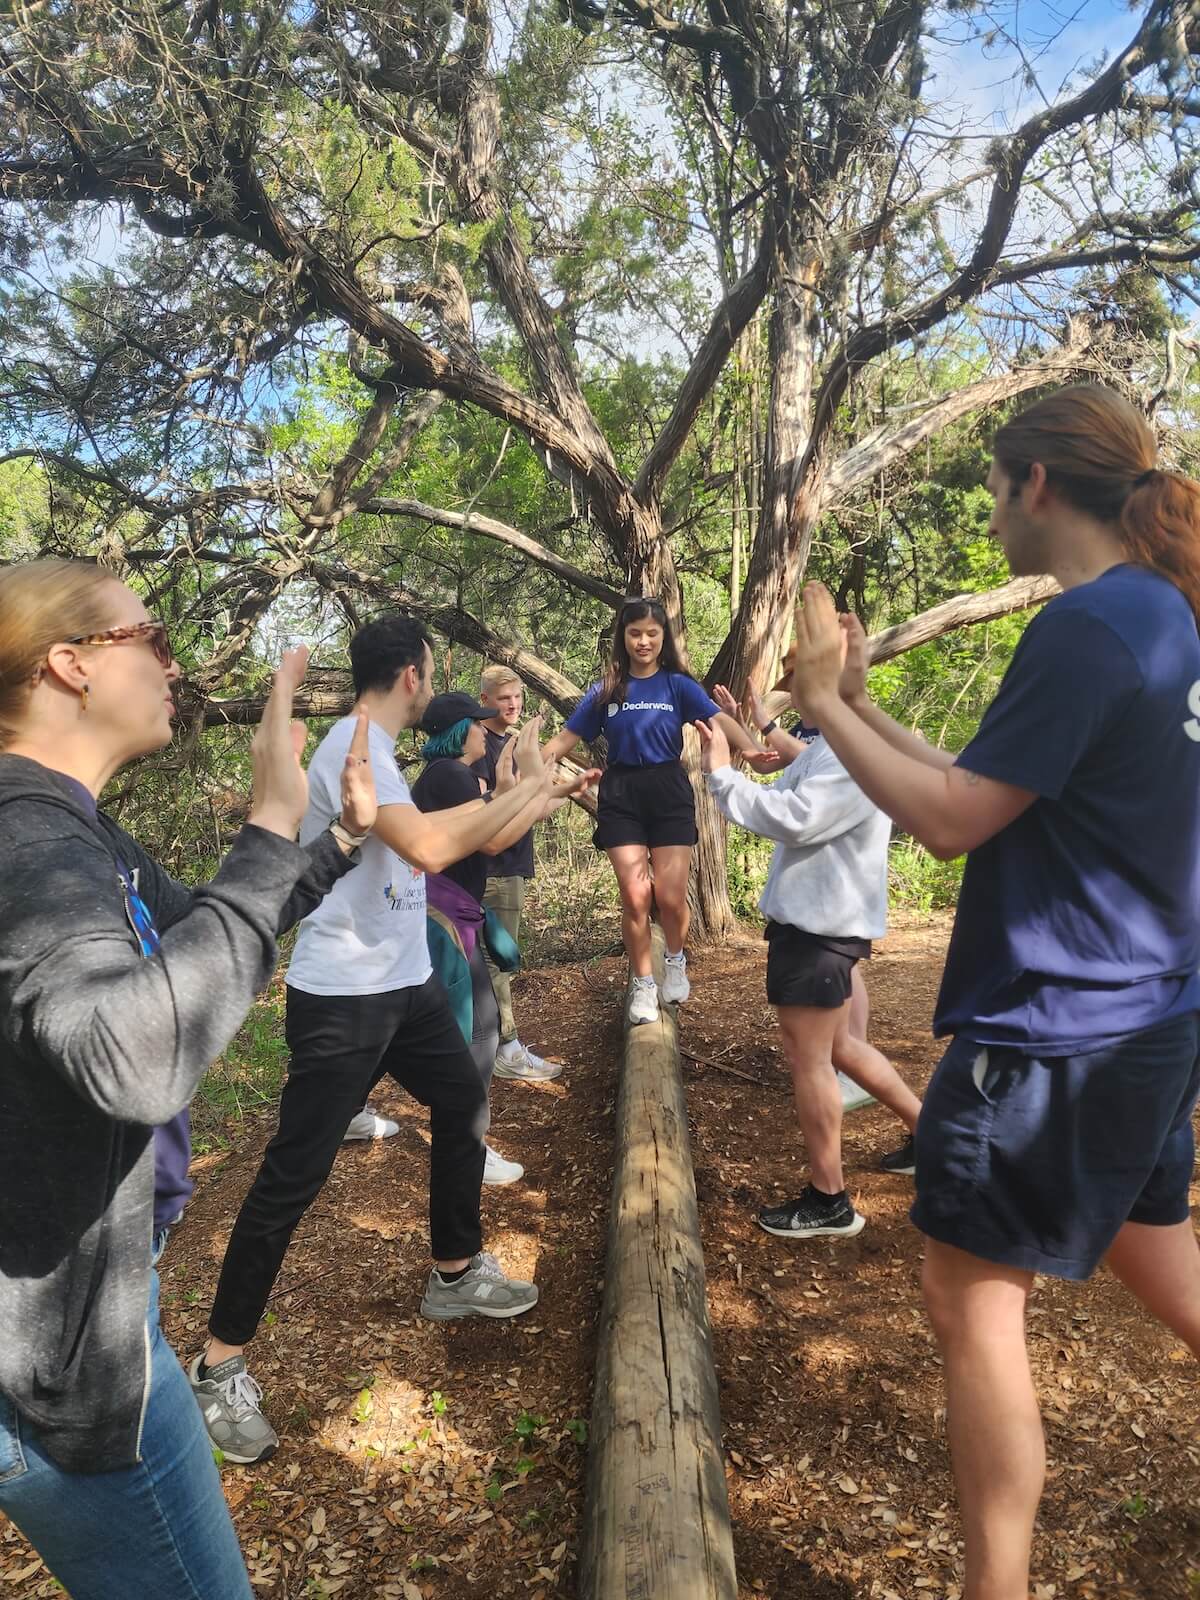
483,1144,524,1185
343,1106,400,1142
661,955,690,1005
629,981,660,1026
838,1072,876,1112
493,1041,564,1082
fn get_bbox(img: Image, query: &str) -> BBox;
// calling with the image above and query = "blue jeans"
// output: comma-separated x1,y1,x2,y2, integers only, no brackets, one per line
0,1271,252,1600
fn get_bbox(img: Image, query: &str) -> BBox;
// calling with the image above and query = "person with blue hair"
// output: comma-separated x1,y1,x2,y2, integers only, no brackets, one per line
412,692,554,1186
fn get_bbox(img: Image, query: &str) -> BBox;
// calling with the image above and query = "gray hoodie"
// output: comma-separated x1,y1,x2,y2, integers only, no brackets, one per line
0,755,356,1472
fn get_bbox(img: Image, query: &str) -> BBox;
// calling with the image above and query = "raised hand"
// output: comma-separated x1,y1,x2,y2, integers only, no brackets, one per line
495,734,518,794
249,647,311,840
838,613,870,707
712,683,745,724
744,747,785,773
338,712,377,837
549,762,602,801
695,718,731,773
514,715,545,780
790,584,846,717
747,682,769,727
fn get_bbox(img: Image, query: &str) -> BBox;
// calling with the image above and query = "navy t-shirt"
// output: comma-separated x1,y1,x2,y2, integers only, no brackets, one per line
471,727,535,880
935,564,1200,1054
566,669,720,767
411,757,489,905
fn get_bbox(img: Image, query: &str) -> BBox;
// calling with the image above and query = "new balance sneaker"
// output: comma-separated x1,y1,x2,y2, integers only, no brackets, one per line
483,1144,524,1185
628,979,660,1026
188,1354,279,1465
493,1040,564,1082
879,1136,916,1176
419,1252,539,1321
343,1106,400,1142
837,1072,876,1112
661,953,690,1005
757,1185,866,1240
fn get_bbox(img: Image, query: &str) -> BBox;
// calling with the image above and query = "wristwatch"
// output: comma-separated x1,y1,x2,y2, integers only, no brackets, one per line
329,816,370,851
758,719,778,736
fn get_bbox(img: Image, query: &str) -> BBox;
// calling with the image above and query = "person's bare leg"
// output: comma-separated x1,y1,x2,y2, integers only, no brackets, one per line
776,1003,847,1193
922,1240,1041,1600
608,845,654,977
848,964,869,1042
1104,1218,1200,1356
649,844,692,955
832,1012,921,1131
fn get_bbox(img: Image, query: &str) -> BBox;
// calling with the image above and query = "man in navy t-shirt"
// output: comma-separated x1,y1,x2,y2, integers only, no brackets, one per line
785,385,1200,1600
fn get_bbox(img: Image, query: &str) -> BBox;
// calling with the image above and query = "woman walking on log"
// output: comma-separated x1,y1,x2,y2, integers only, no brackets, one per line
788,386,1200,1600
0,559,376,1600
542,596,777,1024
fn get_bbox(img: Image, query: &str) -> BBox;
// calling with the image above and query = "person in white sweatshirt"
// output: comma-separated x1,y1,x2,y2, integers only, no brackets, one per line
698,712,921,1240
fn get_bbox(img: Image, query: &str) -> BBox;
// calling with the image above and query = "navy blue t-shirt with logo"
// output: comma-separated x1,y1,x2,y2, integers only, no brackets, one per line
566,669,721,767
935,564,1200,1054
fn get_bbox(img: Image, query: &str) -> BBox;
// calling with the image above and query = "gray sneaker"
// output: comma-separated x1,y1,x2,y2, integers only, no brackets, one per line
493,1042,563,1082
419,1252,539,1321
188,1354,279,1465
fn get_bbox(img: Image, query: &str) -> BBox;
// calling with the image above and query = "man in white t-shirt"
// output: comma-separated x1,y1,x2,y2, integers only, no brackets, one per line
190,616,593,1465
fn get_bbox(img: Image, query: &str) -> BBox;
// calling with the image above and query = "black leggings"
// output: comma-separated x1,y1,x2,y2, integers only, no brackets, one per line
208,975,488,1346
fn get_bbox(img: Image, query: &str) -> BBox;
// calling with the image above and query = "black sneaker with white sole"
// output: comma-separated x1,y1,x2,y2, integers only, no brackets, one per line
878,1137,916,1176
757,1185,865,1239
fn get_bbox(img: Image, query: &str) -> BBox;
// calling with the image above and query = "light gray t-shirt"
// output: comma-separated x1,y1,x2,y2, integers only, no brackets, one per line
287,717,431,996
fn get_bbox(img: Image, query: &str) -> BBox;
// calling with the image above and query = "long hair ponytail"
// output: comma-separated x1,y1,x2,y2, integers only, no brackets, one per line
993,385,1200,622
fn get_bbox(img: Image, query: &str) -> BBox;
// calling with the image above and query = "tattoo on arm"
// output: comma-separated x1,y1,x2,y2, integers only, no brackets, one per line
964,770,981,786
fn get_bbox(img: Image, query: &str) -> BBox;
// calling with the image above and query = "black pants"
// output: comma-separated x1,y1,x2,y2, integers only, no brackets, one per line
208,974,488,1346
365,938,500,1100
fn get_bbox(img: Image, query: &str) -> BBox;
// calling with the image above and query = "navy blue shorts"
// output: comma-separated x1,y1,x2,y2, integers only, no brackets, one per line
912,1014,1200,1280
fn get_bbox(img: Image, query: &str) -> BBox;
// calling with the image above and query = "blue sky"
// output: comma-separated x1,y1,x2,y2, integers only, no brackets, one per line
923,0,1147,135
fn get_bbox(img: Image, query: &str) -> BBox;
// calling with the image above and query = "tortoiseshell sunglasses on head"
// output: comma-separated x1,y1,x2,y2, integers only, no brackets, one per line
65,620,174,668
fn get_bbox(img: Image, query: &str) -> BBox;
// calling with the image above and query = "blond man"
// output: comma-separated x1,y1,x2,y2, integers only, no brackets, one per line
472,665,564,1081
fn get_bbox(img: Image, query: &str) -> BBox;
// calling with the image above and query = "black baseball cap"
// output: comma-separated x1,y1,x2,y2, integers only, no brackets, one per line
421,691,491,735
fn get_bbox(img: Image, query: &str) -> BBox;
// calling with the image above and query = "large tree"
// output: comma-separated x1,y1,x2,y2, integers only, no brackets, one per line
0,0,1196,928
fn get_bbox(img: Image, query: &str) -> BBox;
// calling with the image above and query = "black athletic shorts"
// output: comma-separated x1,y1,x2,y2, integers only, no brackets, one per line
593,761,697,850
764,922,871,1009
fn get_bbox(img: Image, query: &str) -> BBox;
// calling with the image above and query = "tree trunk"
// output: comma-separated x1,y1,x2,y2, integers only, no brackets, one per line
706,232,820,695
689,754,739,942
675,712,737,939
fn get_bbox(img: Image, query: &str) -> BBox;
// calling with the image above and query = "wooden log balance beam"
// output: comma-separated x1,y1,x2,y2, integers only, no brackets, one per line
579,928,737,1599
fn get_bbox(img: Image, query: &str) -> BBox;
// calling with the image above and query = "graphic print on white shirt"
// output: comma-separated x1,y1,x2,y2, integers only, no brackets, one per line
287,716,433,996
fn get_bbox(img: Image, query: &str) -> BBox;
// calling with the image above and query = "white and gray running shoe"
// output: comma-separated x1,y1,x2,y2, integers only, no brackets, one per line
483,1145,524,1185
837,1072,876,1112
419,1252,539,1321
342,1106,400,1141
628,980,660,1026
661,954,690,1005
493,1041,563,1082
188,1354,279,1465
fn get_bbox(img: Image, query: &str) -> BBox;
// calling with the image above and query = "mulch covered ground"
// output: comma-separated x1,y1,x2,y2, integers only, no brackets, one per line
4,916,1199,1598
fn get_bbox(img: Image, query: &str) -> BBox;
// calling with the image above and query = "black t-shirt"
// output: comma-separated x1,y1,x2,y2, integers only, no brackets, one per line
470,726,535,880
410,757,488,905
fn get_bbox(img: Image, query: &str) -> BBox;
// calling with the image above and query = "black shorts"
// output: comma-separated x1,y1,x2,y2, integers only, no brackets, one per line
764,922,871,1009
593,762,697,850
912,1014,1200,1280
